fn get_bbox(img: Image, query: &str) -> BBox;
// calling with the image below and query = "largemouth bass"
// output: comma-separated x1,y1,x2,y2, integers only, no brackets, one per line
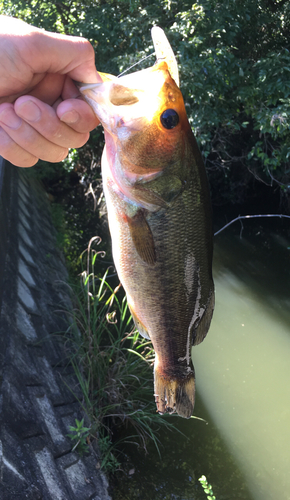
78,27,214,418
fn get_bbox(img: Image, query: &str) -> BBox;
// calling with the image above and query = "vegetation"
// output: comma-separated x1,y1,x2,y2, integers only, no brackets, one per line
2,0,290,207
64,237,177,470
67,417,91,455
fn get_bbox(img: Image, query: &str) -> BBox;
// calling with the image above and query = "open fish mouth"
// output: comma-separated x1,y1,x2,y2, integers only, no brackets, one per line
75,25,180,110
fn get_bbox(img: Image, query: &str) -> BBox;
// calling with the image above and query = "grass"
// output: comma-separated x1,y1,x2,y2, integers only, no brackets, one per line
64,236,177,470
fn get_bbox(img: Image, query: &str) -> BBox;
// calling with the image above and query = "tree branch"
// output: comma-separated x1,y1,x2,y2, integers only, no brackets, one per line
214,214,290,237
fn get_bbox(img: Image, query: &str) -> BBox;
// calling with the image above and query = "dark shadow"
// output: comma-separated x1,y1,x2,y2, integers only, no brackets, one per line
111,391,254,500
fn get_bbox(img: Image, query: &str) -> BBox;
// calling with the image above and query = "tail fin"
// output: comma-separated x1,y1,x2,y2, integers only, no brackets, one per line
154,365,195,419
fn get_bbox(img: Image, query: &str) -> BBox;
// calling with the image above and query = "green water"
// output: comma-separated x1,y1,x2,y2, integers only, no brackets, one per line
112,219,290,500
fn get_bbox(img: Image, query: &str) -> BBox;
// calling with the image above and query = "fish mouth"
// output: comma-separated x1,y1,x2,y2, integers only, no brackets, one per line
76,66,170,134
79,82,140,107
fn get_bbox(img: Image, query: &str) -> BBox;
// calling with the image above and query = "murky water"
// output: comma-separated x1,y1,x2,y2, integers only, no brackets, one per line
112,218,290,500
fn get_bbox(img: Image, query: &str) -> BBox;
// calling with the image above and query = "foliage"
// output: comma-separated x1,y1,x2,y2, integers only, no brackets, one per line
199,475,216,500
2,0,290,206
64,237,176,470
172,0,290,203
67,418,91,455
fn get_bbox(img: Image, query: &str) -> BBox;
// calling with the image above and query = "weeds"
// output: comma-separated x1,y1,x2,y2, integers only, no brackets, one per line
67,418,90,455
65,236,176,470
98,435,121,472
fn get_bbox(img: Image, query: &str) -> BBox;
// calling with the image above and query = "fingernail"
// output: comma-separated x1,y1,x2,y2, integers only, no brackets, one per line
60,110,80,124
17,100,41,122
0,108,22,129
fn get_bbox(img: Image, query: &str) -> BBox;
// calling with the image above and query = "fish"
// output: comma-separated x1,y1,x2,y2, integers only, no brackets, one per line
78,26,214,418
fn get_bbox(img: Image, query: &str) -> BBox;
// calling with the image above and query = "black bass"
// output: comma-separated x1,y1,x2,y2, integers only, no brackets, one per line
78,27,214,418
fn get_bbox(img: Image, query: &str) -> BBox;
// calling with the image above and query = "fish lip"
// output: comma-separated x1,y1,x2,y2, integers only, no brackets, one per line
74,81,103,91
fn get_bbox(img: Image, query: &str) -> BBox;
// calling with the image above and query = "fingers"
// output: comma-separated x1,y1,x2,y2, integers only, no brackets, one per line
0,101,69,166
25,73,66,106
14,96,92,148
0,16,100,86
0,17,101,168
57,77,100,130
0,18,101,106
33,31,101,84
0,126,38,167
0,93,98,168
57,98,100,132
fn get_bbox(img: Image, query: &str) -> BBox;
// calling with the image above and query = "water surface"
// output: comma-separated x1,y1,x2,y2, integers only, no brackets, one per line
112,219,290,500
195,220,290,500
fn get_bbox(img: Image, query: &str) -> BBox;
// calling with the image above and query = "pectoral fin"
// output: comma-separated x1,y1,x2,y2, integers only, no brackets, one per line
126,210,156,266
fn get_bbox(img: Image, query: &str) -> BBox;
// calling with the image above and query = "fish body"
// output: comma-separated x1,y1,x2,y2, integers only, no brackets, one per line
79,28,214,418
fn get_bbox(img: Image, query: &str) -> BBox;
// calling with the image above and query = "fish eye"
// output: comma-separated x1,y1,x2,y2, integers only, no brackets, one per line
160,109,179,129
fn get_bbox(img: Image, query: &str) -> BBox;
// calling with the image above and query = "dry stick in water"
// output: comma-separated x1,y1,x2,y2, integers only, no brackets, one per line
214,214,290,237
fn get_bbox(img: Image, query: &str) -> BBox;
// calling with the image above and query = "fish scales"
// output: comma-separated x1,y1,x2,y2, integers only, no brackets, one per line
78,27,214,418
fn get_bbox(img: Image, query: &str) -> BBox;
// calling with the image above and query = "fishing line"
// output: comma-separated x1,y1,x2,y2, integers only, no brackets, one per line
117,52,156,77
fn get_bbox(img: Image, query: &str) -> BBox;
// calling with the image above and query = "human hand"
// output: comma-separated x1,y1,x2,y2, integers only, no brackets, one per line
0,16,101,167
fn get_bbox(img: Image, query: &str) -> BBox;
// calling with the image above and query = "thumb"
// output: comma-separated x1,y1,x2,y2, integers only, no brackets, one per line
0,15,101,84
33,30,102,84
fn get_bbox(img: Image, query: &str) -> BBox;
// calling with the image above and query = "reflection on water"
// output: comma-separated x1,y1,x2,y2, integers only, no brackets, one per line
112,220,290,500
